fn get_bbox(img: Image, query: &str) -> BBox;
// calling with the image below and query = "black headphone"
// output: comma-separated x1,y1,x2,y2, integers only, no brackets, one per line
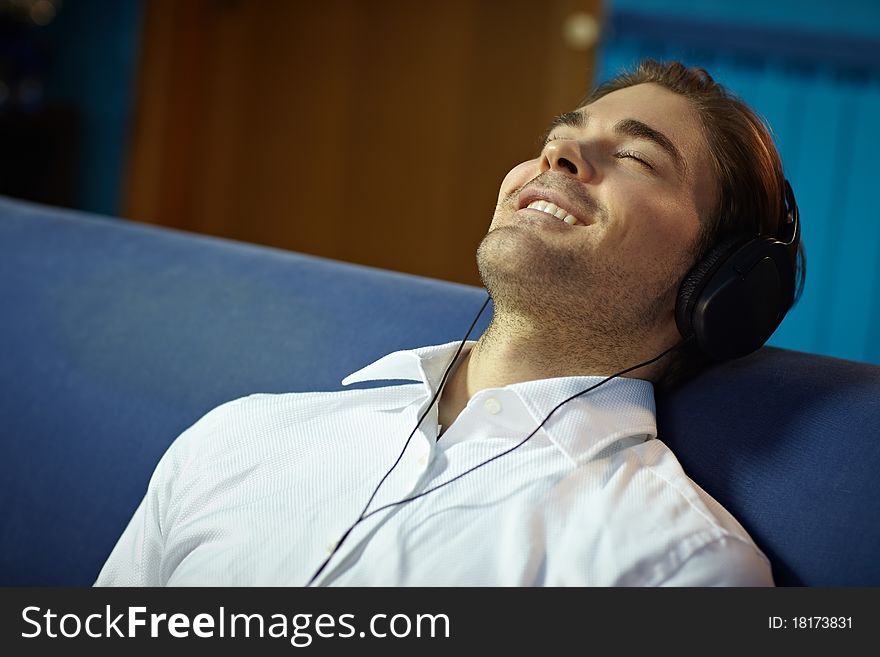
675,179,801,361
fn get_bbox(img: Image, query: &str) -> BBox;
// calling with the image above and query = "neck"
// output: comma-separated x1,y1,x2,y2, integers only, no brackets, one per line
437,309,675,429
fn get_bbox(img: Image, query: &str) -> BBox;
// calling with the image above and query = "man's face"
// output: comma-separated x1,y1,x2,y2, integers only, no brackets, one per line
477,82,717,347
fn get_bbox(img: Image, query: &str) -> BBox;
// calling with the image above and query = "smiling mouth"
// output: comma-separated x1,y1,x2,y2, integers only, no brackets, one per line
524,200,579,225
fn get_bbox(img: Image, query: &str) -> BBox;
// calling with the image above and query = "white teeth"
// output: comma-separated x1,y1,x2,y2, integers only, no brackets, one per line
526,199,579,226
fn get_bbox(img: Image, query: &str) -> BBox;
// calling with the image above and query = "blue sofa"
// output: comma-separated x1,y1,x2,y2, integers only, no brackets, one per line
2,196,878,587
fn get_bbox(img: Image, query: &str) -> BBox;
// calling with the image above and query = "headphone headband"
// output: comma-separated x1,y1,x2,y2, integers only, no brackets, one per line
781,178,800,257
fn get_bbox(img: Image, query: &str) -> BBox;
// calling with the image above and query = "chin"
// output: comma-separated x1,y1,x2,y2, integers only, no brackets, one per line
477,227,580,310
477,225,534,280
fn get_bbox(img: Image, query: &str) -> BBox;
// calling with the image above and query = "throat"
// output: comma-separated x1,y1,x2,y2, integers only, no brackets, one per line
437,350,473,431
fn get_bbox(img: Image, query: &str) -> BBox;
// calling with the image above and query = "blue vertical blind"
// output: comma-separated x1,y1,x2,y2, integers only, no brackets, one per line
598,1,880,365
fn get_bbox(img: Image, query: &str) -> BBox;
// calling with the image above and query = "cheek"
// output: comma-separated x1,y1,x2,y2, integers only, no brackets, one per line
645,212,702,278
611,192,702,268
497,159,540,203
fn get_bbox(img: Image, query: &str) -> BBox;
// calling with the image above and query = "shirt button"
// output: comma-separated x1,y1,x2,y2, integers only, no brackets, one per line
325,540,339,555
483,397,502,415
417,454,428,467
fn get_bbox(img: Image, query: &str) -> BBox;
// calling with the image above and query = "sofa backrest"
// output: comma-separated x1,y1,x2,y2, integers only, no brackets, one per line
1,196,878,586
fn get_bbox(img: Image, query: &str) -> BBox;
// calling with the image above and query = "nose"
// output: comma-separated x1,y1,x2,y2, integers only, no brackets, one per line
542,139,594,181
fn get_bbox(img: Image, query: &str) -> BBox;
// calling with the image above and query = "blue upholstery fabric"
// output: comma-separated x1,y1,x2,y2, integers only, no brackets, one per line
1,195,878,586
657,350,880,586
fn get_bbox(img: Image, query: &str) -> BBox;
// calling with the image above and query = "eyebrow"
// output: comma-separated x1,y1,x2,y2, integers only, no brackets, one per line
549,110,587,131
548,111,688,177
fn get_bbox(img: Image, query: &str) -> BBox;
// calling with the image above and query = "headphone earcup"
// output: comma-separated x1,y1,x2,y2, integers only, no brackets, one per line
676,237,795,361
676,237,743,341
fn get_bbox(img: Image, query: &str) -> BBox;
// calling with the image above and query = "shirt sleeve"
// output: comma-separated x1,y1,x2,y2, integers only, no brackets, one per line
92,398,246,587
92,495,162,586
657,536,775,587
93,441,175,587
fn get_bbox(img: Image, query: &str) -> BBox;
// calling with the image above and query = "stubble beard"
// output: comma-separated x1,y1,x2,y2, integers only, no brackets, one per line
476,216,679,364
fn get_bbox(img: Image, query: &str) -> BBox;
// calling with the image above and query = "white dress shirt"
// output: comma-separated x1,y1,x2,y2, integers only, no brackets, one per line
95,341,773,587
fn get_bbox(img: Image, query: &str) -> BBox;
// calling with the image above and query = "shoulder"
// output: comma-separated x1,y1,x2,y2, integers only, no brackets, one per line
628,438,758,541
548,437,771,585
156,384,419,480
171,384,420,454
626,438,773,584
143,384,421,519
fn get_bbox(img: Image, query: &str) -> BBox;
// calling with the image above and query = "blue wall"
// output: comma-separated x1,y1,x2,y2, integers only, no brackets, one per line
600,0,880,365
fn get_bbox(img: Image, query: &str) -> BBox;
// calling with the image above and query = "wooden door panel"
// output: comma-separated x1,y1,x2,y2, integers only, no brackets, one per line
125,0,602,285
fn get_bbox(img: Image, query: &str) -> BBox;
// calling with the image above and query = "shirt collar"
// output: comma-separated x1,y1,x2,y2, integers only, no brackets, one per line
507,375,656,465
341,341,466,391
342,342,657,465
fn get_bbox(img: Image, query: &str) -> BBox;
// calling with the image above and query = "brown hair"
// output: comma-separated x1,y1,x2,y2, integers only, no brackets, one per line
582,59,805,389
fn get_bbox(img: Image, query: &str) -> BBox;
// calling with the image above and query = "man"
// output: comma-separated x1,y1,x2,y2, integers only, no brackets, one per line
95,60,802,587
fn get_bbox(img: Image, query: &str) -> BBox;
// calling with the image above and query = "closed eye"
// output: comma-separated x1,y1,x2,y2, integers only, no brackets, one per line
615,150,654,170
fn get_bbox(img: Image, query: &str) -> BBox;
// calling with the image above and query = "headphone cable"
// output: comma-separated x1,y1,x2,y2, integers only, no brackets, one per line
305,293,491,586
306,296,690,586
